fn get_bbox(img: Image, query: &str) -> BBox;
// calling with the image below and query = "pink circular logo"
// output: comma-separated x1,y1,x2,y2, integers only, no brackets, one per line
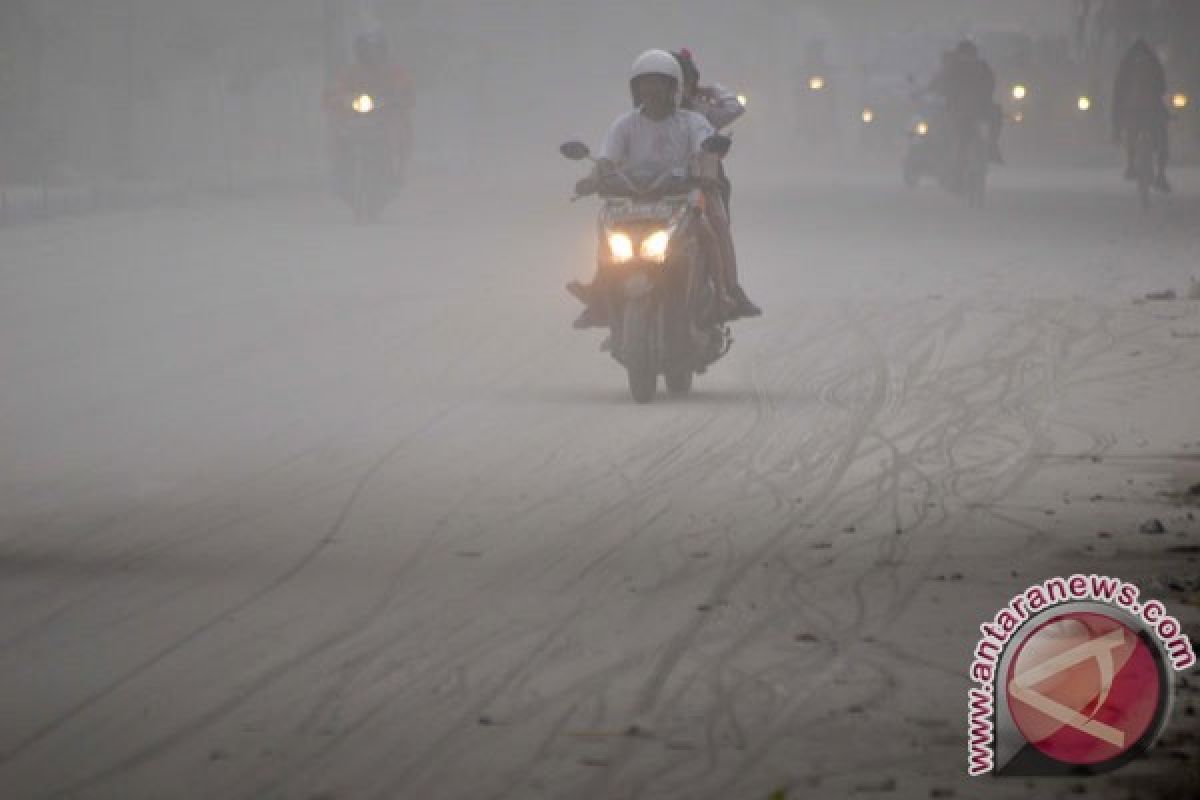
1006,612,1164,766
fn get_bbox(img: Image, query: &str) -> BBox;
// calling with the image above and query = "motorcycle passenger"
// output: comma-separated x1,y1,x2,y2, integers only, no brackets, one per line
674,48,743,217
929,40,1003,174
567,49,760,329
322,31,415,180
1112,37,1170,193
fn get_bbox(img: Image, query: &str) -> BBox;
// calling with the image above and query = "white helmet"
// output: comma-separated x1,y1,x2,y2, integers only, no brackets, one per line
629,49,683,107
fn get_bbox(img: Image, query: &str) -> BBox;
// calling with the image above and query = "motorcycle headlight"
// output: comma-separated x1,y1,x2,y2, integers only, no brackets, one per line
1173,92,1189,110
861,108,875,123
352,94,375,114
737,93,747,108
809,76,825,91
915,121,929,136
1077,95,1091,112
607,232,634,263
639,230,670,263
1012,84,1027,101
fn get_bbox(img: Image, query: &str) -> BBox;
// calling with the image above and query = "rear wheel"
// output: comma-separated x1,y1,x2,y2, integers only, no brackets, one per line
621,299,657,404
664,368,693,396
350,155,370,223
964,136,988,209
1134,131,1154,210
902,156,920,189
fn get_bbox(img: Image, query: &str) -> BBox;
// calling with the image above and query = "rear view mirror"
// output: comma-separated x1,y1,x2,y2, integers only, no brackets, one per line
701,134,732,157
559,141,591,161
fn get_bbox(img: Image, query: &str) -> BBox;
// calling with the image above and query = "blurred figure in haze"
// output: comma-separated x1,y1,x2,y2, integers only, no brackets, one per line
796,39,838,150
929,40,1004,167
673,48,743,217
1112,37,1170,192
322,31,414,179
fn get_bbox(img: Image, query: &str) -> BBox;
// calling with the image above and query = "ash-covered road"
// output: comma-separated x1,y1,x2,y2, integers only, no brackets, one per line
2,166,1198,799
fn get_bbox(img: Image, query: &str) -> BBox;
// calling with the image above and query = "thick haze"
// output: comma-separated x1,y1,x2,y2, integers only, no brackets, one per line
3,3,1199,800
1,0,1073,189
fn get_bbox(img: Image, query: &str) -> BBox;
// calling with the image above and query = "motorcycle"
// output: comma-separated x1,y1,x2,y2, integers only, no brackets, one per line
902,112,939,188
560,139,733,404
333,91,400,223
903,88,946,188
902,96,988,207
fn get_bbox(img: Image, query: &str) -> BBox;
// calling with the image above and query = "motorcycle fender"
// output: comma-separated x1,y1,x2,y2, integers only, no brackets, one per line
622,272,653,298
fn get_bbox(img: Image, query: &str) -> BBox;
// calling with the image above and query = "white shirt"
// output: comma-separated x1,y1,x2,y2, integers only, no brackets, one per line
599,107,715,177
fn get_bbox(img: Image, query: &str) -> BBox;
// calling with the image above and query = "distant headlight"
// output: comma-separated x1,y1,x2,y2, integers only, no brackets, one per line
352,94,375,114
1173,92,1189,109
862,108,875,123
737,93,747,108
809,76,825,91
639,230,670,263
1013,110,1025,123
1077,95,1091,111
1012,84,1027,101
608,232,634,263
915,121,929,136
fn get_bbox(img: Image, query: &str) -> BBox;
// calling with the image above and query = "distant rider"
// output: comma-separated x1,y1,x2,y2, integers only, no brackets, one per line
322,32,414,180
1112,37,1170,193
929,40,1004,169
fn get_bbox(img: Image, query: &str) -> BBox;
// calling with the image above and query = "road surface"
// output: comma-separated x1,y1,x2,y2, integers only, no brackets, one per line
2,164,1198,799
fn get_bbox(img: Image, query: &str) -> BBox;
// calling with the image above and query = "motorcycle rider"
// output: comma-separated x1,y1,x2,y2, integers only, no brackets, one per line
322,31,414,180
673,48,743,216
929,40,1004,172
1112,37,1170,193
567,49,760,328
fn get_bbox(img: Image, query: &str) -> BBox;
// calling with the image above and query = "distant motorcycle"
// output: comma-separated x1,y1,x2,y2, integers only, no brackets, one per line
561,139,732,404
902,112,939,188
333,91,400,222
902,91,950,189
902,95,988,207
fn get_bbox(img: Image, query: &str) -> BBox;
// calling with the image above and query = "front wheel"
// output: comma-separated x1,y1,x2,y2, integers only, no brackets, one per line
621,298,657,404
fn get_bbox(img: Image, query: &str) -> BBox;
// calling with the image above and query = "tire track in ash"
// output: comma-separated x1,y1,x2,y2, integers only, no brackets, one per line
354,404,789,795
27,416,453,797
701,330,1035,794
613,296,1100,796
707,299,1163,798
571,305,896,799
627,308,944,798
0,291,476,650
172,350,734,796
198,332,751,795
506,298,945,796
338,309,883,798
5,329,567,792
